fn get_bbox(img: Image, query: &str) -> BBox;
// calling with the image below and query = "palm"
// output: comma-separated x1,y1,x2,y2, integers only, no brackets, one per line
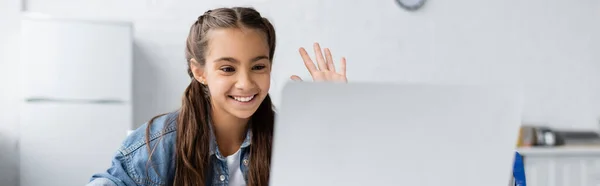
290,43,347,83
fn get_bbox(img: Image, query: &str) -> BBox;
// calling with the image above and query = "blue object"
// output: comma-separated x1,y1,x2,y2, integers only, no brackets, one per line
513,152,526,186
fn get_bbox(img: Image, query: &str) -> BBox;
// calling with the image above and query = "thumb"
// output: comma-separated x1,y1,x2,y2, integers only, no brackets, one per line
290,75,303,82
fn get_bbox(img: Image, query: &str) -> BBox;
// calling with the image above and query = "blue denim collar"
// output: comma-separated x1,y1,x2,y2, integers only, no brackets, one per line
208,118,253,160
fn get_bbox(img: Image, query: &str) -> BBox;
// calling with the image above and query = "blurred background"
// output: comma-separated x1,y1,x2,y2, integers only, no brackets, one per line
1,0,599,185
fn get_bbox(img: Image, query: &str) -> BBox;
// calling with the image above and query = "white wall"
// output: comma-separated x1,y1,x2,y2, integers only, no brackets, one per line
0,0,21,185
22,0,600,131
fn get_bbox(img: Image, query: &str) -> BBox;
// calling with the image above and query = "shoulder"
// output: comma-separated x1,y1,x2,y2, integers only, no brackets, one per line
119,111,179,156
111,111,179,185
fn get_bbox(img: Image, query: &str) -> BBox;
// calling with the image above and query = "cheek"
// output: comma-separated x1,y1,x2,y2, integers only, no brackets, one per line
207,78,233,98
256,73,271,91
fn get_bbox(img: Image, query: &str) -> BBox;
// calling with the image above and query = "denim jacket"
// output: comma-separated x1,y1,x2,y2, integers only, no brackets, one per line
87,111,252,186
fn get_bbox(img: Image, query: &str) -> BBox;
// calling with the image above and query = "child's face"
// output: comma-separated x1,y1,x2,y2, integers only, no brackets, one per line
198,27,271,119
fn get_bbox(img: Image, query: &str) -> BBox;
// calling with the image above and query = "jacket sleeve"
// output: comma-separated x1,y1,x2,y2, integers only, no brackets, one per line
86,150,139,186
86,113,177,186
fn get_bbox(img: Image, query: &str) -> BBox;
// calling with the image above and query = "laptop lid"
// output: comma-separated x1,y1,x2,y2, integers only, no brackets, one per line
270,82,522,186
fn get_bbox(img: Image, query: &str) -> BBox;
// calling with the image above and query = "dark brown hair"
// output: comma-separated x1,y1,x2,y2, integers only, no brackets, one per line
145,7,276,186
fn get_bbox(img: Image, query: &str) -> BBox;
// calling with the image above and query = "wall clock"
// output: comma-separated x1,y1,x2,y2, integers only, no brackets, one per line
396,0,426,11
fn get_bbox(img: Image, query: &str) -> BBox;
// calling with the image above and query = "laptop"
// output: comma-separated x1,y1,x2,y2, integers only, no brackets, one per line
270,82,523,186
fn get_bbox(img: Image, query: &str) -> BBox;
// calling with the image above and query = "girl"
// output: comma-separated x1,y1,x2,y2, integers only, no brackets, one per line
88,7,347,186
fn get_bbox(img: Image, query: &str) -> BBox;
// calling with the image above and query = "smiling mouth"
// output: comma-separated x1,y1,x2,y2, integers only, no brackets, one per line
228,94,257,102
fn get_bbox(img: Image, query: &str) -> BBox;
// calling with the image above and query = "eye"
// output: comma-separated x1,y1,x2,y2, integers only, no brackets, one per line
252,65,266,70
220,66,235,72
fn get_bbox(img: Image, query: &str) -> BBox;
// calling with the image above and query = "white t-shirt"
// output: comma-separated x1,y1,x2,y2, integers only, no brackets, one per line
226,149,246,186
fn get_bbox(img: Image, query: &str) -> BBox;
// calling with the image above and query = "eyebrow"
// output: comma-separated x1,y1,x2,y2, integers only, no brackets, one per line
214,56,270,63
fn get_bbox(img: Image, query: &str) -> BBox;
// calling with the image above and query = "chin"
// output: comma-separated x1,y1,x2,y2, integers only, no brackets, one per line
230,110,258,119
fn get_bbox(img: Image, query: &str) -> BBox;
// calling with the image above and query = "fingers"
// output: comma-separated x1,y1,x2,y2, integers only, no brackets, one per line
290,75,303,82
324,48,336,73
340,57,346,77
313,43,328,71
298,47,318,75
300,43,345,79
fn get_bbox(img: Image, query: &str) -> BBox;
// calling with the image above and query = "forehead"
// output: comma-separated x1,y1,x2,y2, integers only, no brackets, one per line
205,28,269,60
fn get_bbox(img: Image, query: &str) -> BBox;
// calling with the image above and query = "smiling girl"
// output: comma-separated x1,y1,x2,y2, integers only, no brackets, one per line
88,7,347,186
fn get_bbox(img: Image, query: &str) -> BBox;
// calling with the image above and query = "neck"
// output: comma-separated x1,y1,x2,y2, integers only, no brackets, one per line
210,108,249,157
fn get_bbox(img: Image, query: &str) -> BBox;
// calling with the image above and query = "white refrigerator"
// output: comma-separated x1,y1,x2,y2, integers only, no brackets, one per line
19,15,133,186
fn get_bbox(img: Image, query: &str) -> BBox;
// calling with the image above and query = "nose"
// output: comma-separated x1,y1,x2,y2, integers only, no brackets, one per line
234,71,256,90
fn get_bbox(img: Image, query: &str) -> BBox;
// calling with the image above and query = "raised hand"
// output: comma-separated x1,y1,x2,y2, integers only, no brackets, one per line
290,42,347,83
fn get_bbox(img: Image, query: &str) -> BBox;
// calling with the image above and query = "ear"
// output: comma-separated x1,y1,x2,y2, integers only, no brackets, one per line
190,58,206,84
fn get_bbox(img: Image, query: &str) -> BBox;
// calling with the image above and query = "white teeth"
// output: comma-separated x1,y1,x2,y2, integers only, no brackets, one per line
233,95,254,102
